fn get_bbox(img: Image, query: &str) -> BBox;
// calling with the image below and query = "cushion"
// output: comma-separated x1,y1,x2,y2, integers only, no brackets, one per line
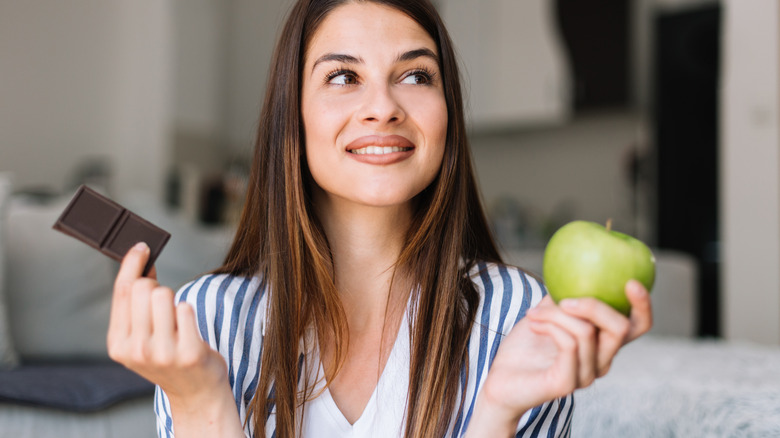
0,173,20,368
0,361,154,411
5,192,117,360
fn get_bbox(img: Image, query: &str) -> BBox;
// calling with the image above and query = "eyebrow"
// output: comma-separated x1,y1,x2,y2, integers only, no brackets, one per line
396,48,438,63
310,47,439,72
311,53,364,71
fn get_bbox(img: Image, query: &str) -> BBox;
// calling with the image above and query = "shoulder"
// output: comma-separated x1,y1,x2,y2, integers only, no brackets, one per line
467,261,547,336
174,273,269,347
175,272,266,302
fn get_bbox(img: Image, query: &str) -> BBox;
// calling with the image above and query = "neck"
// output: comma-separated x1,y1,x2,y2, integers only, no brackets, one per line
313,189,413,332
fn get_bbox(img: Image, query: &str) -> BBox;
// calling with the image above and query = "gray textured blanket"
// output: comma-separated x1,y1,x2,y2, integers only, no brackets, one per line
572,336,780,437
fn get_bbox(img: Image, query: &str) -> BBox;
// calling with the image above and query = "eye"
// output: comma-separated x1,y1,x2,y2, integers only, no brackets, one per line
326,69,359,86
400,68,435,85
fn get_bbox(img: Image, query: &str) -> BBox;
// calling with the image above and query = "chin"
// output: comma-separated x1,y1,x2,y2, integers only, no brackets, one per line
353,185,430,207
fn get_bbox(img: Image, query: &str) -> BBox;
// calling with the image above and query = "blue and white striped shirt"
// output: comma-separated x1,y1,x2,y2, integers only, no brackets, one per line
154,262,574,437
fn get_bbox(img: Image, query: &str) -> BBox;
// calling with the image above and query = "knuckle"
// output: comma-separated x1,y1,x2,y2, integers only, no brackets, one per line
178,343,209,369
113,279,132,296
579,298,598,312
108,342,136,368
153,285,174,294
578,323,597,340
560,336,577,353
107,342,125,362
614,319,631,340
581,374,596,388
150,346,175,367
131,278,158,296
178,351,202,369
129,339,150,364
151,286,174,302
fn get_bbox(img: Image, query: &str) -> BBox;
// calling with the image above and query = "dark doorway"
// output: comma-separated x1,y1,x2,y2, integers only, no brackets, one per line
654,4,721,337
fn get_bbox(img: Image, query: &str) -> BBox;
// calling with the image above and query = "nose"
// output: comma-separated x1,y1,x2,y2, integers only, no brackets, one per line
356,83,406,126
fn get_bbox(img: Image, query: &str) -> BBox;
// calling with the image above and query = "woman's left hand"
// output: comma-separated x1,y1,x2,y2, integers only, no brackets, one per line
465,280,652,437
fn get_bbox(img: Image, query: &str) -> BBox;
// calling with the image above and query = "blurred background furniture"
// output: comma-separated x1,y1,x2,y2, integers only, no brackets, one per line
571,336,780,436
0,176,232,438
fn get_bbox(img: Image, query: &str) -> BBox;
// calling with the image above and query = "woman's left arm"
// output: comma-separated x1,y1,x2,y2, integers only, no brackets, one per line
464,280,653,437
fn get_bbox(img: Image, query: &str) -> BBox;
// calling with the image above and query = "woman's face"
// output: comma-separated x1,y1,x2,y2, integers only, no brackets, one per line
301,2,447,211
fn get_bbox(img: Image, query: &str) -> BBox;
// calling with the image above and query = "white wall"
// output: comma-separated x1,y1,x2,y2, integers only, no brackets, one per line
0,2,121,191
111,1,173,200
173,0,226,136
471,111,647,249
720,0,780,344
224,0,294,155
0,0,172,198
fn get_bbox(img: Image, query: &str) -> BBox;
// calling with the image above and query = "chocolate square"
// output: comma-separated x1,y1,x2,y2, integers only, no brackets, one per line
54,187,124,250
53,185,170,276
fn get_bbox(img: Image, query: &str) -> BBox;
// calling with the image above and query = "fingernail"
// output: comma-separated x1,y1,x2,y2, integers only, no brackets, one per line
560,299,580,309
132,242,149,253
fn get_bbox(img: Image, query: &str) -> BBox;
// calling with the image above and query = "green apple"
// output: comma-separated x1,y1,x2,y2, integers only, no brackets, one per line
542,220,655,315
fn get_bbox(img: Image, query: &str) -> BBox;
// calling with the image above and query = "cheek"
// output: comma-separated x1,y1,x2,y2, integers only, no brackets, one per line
407,88,447,136
302,100,338,172
416,96,448,162
302,92,356,151
302,100,328,148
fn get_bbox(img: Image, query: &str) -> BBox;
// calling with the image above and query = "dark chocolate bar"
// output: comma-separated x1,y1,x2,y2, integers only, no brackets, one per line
53,185,170,276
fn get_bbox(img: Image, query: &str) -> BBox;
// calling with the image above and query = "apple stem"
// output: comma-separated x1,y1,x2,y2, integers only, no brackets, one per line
606,218,613,232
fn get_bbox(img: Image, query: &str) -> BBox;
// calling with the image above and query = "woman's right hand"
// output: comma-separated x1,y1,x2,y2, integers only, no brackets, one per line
107,242,244,437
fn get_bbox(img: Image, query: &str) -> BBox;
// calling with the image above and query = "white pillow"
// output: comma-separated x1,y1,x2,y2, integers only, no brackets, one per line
0,173,20,368
6,193,118,360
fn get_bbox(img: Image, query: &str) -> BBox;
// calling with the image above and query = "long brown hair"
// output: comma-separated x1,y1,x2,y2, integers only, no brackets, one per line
217,0,501,436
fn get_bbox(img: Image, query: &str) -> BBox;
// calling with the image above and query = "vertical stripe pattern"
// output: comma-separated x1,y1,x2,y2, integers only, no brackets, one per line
154,263,573,437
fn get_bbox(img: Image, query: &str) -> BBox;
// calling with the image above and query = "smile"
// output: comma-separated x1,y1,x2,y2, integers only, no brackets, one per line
345,135,416,165
350,146,413,155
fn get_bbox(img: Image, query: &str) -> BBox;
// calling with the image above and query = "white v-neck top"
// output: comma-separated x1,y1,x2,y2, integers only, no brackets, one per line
154,262,574,437
301,309,410,437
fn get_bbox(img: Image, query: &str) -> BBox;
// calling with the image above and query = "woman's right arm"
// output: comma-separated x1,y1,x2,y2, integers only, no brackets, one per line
107,242,245,438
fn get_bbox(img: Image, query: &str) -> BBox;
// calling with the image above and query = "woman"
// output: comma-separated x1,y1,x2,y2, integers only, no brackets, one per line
107,0,653,437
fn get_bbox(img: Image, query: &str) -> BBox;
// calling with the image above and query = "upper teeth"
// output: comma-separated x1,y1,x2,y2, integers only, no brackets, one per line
351,146,409,155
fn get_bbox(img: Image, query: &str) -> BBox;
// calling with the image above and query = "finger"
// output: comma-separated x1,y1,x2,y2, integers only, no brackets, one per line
528,321,579,392
527,303,599,386
148,286,177,366
108,279,132,344
536,294,557,308
151,286,177,337
109,243,150,341
115,242,151,289
556,297,631,377
131,278,157,339
176,303,205,355
625,279,653,342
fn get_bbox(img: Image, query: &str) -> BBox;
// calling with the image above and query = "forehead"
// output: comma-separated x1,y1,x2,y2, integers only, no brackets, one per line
305,2,437,63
